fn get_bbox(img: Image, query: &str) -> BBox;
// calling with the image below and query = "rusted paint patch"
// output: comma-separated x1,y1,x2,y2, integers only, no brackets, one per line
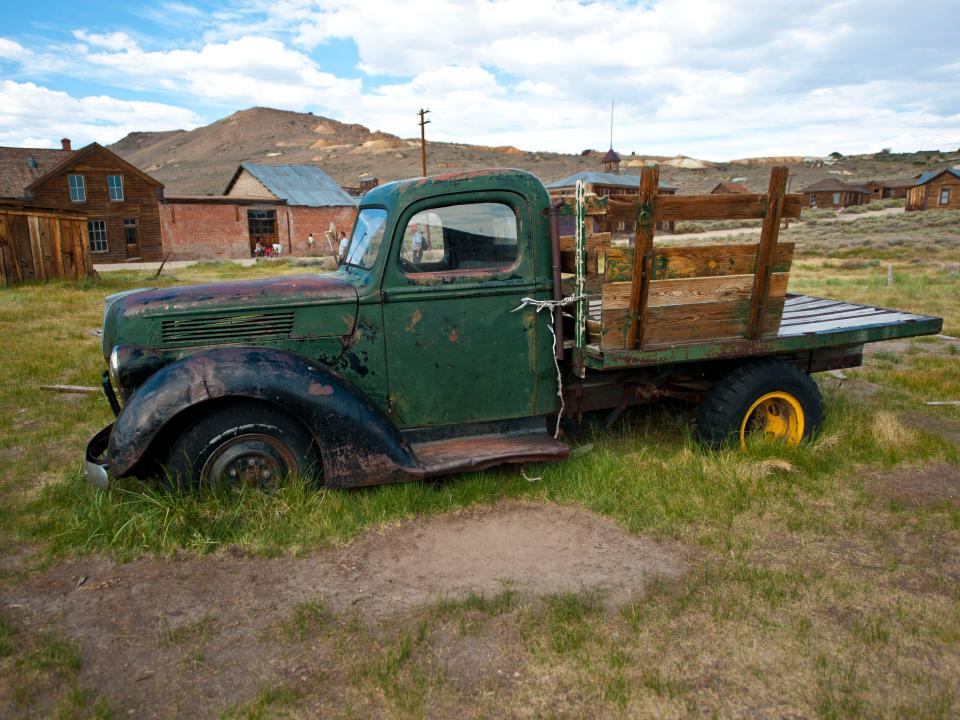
308,383,334,396
406,308,423,332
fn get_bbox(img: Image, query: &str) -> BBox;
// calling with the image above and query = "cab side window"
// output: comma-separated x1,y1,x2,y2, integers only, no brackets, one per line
399,202,518,273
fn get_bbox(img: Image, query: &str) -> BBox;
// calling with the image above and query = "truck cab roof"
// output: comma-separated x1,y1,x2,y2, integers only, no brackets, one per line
360,168,551,212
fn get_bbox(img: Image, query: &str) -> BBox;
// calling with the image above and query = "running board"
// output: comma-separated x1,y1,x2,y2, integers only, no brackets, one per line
410,431,569,477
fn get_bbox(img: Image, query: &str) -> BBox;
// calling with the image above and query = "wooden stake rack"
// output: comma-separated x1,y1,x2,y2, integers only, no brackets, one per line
556,166,802,354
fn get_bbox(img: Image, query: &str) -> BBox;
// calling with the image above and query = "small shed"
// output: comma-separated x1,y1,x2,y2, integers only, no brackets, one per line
863,178,914,200
906,167,960,211
710,182,750,194
798,179,870,209
0,202,93,286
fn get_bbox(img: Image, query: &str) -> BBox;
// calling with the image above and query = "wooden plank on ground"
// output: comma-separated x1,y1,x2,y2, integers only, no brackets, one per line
626,166,659,348
604,242,794,282
748,166,789,339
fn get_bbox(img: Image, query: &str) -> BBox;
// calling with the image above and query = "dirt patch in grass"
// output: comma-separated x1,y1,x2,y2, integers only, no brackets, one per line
866,464,960,508
903,411,960,446
0,502,683,718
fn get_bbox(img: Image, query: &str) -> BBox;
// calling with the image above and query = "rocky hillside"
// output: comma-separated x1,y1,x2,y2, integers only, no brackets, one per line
111,107,959,196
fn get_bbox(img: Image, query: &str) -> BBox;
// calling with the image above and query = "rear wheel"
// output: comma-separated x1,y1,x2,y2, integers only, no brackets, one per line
696,359,824,449
165,401,320,490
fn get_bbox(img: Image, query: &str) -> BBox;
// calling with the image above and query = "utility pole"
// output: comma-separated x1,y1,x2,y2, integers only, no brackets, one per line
418,108,431,176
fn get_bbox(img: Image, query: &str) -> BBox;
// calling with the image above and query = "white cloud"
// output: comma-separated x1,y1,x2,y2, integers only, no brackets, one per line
0,81,200,147
1,0,959,158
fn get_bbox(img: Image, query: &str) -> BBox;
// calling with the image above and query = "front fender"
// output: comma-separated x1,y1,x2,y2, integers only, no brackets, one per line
108,346,422,486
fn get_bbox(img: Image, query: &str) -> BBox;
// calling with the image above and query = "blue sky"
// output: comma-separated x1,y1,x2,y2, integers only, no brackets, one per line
1,0,958,159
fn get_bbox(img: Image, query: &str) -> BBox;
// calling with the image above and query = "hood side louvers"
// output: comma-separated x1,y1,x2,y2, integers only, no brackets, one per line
160,312,295,347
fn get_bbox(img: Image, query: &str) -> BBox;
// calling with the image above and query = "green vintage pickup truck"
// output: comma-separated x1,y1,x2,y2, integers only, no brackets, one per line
84,167,942,489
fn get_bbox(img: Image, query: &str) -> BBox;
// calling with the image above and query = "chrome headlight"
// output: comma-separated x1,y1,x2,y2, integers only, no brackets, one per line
108,346,121,385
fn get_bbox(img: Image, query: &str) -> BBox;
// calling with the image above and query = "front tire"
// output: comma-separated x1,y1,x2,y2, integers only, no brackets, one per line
165,401,320,490
696,358,824,449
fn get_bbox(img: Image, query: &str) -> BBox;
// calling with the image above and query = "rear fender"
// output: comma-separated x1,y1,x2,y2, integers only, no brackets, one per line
107,347,422,486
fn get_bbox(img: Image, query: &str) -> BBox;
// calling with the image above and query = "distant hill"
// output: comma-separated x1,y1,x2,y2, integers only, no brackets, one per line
110,106,960,196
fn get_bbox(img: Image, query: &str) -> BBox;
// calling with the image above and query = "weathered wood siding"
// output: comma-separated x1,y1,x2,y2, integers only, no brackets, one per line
29,146,163,262
806,190,869,209
0,206,92,286
922,176,960,210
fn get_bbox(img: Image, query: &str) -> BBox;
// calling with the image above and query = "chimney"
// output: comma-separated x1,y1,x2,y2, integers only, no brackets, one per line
61,138,72,152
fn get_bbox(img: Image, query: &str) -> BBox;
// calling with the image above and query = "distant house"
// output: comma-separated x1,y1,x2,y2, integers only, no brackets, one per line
905,167,960,212
545,170,680,233
863,179,914,200
0,139,164,262
710,182,750,194
798,178,870,209
160,163,357,259
601,148,622,174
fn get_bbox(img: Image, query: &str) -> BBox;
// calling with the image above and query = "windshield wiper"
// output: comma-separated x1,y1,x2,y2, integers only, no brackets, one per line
340,232,368,273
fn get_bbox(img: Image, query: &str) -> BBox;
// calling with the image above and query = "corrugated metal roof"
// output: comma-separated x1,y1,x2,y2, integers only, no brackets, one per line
546,171,678,191
239,163,354,207
915,167,960,186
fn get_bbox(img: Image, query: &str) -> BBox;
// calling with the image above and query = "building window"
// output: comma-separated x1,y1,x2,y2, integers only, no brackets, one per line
832,192,841,205
108,175,124,201
68,175,86,202
940,188,951,206
87,220,107,253
123,218,138,245
809,194,817,208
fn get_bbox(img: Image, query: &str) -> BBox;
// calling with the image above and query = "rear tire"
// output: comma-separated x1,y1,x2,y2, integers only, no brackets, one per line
165,401,320,490
696,358,824,449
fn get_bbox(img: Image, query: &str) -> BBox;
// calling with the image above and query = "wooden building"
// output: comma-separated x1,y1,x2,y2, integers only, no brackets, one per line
0,140,164,262
0,202,93,286
906,167,960,211
863,178,914,200
710,181,750,194
798,178,870,209
546,171,680,233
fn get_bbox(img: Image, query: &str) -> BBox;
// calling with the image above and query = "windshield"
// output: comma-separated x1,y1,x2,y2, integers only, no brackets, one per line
344,208,388,270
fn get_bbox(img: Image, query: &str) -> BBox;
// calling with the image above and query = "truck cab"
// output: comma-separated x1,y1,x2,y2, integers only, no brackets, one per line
85,168,942,490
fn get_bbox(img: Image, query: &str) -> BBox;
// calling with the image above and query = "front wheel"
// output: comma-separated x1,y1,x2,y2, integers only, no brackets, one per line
696,359,824,449
165,401,321,490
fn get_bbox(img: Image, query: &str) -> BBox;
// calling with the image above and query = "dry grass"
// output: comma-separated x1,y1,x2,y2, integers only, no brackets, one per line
1,208,959,717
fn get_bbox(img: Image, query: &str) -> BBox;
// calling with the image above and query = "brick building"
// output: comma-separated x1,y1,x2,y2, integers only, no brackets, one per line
0,140,164,262
161,163,357,259
905,167,960,211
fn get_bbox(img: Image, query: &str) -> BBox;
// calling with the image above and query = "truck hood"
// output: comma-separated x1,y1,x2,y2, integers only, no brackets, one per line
103,274,359,358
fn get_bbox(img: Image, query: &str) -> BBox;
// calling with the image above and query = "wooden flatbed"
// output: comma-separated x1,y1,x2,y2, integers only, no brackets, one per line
583,294,942,370
553,166,942,375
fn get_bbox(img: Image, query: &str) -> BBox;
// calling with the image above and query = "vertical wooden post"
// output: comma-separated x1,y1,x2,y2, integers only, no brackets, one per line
573,179,587,377
748,166,789,339
626,166,659,349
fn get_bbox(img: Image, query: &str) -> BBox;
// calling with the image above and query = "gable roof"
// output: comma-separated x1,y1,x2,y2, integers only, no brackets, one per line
25,142,163,193
546,171,679,191
798,178,871,194
866,178,917,189
914,167,960,186
711,182,750,194
0,146,73,199
225,163,354,207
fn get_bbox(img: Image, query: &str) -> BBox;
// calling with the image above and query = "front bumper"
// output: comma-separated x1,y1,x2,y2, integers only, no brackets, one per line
84,424,113,489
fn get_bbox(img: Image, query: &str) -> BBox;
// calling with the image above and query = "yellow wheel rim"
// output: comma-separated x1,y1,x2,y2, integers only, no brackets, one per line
739,392,804,450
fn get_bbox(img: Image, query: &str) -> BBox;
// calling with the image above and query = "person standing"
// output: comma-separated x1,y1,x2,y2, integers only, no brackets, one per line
338,230,349,265
307,233,315,253
411,225,426,264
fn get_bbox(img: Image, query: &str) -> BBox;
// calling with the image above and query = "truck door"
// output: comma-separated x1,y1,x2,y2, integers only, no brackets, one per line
381,193,550,428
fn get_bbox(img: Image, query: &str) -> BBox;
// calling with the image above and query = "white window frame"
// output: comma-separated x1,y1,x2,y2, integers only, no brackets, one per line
809,194,817,208
88,219,107,253
940,188,951,206
68,174,86,202
107,175,124,201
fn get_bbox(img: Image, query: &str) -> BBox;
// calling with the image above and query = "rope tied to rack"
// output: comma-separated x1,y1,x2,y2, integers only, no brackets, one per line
512,294,588,438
